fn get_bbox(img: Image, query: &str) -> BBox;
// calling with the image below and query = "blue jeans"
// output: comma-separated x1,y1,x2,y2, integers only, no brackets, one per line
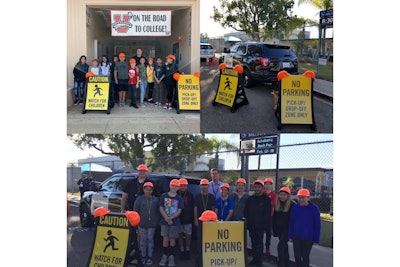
74,79,86,100
139,81,147,103
138,227,156,258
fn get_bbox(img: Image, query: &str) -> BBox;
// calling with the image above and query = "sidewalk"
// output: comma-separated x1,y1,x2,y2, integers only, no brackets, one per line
268,236,333,267
314,78,333,101
67,102,200,134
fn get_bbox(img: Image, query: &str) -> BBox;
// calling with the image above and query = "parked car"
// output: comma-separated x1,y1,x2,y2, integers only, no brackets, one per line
221,41,298,87
79,172,202,227
200,43,215,61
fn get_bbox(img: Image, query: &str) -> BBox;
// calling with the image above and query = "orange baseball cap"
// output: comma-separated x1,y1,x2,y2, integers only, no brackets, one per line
297,188,310,197
119,52,126,57
143,182,153,188
253,179,264,186
198,210,218,222
220,183,230,191
264,178,273,184
129,58,136,64
179,178,188,185
92,58,98,62
279,187,291,194
200,179,209,185
166,54,176,61
137,164,148,171
148,57,154,61
236,178,246,184
170,179,180,186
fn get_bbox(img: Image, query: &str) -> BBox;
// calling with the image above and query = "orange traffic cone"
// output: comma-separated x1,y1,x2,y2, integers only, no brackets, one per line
212,56,216,66
206,57,210,65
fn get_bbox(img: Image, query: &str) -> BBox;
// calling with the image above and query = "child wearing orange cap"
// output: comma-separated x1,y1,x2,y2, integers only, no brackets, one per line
229,178,249,221
273,187,296,267
89,58,101,76
215,183,234,221
177,178,194,260
137,57,148,108
133,182,160,266
128,58,139,109
163,54,179,110
158,179,184,266
146,57,155,104
154,57,166,107
289,189,321,267
114,52,129,107
73,55,89,104
245,180,271,267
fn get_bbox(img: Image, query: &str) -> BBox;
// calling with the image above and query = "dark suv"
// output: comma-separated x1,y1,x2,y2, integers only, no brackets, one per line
222,41,298,87
79,173,202,227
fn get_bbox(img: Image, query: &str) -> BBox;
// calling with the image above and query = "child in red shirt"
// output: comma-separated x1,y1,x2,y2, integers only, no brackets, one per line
128,58,139,109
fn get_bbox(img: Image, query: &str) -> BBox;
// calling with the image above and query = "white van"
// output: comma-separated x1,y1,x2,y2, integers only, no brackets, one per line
200,43,215,60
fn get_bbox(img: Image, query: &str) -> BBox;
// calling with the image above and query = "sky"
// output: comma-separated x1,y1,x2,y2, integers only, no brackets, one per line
67,133,333,170
200,0,322,38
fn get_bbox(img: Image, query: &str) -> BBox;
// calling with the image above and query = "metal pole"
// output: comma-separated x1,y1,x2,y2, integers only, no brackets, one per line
275,134,280,187
316,24,321,78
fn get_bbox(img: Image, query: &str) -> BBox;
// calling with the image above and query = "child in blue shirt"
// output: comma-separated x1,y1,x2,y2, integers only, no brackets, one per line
215,183,234,221
289,189,321,267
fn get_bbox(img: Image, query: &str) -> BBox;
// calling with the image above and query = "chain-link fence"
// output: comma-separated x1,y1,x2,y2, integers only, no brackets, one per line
71,137,333,214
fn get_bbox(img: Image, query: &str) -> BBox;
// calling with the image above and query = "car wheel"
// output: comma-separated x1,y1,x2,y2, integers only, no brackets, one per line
243,68,253,88
79,203,93,227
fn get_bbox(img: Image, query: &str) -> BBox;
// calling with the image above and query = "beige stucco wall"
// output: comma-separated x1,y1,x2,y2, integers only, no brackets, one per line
67,0,200,106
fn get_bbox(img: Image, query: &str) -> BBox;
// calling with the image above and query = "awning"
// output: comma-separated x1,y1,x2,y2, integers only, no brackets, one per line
80,163,112,173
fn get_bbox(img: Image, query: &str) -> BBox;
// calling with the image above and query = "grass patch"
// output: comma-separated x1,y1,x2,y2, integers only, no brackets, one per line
298,62,333,82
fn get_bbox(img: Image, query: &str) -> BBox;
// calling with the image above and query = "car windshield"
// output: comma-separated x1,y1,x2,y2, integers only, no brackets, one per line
264,45,295,57
201,45,213,49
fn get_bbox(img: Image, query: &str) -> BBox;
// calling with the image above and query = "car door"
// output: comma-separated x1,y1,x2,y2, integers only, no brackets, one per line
90,175,120,213
247,44,265,79
232,44,247,66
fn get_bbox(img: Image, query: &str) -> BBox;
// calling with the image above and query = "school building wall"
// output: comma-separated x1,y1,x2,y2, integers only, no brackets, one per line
67,0,200,106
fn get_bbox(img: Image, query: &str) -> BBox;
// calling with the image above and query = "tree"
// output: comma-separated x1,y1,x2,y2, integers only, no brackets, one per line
212,0,295,41
298,0,333,57
68,134,211,173
207,136,239,169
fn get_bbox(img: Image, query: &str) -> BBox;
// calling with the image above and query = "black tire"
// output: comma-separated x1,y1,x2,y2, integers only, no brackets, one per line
243,69,253,88
79,203,93,227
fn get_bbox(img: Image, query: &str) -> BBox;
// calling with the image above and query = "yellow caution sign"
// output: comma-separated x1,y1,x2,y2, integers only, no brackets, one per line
88,213,130,267
281,75,313,124
85,76,110,110
215,68,238,107
202,221,246,267
177,74,200,110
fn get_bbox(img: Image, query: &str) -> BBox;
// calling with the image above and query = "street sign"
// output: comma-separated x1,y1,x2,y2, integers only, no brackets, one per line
240,135,278,155
177,74,201,111
82,76,111,114
87,213,131,267
320,9,333,27
202,221,247,267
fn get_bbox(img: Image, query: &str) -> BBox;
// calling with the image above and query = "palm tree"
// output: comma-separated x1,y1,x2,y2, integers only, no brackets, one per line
298,0,334,58
208,137,238,169
297,0,333,10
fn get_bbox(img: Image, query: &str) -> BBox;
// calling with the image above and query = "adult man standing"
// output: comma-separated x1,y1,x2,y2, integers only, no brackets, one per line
208,168,223,200
121,164,150,265
133,48,147,65
121,164,150,212
245,180,271,267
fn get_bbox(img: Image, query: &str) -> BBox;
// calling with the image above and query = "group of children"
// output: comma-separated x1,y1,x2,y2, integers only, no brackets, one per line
72,49,179,110
131,176,321,267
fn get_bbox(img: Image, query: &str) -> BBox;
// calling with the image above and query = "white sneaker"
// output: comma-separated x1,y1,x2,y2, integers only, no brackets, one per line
167,255,175,266
163,103,168,109
159,254,168,266
146,258,153,265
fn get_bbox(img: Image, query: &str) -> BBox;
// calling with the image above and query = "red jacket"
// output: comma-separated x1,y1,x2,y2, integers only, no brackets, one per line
128,66,139,84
